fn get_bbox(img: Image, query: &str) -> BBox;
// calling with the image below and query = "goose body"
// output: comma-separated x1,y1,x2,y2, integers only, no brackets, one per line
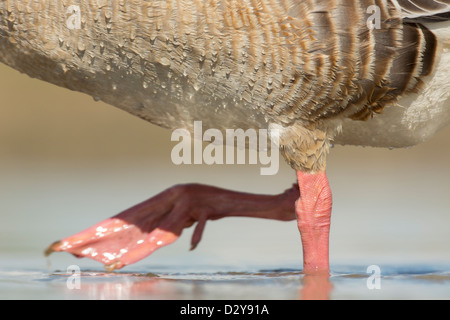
1,0,449,171
1,0,449,275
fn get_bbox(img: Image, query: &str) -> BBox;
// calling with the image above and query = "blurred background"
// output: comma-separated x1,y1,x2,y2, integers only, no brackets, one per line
0,61,449,276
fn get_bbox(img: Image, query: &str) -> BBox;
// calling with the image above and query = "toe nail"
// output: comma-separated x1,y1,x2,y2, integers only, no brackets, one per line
44,240,61,257
104,261,120,272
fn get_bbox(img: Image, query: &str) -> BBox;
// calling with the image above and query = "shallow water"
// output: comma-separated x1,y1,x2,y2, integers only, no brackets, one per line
1,252,450,300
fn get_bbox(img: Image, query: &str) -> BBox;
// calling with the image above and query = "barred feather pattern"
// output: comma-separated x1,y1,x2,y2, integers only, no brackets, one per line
0,0,448,172
393,0,450,19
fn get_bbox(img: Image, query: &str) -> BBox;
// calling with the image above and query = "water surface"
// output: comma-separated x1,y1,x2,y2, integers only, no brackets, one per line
1,251,450,299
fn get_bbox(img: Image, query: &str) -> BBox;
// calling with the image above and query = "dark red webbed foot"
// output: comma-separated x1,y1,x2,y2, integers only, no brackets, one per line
45,183,298,271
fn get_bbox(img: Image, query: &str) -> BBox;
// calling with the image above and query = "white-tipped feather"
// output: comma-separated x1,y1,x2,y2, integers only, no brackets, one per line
391,0,450,19
335,20,450,148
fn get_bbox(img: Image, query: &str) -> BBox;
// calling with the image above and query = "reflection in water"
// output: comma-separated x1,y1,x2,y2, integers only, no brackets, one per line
300,273,333,300
52,269,334,300
54,272,174,300
2,263,450,299
83,278,172,300
45,266,450,300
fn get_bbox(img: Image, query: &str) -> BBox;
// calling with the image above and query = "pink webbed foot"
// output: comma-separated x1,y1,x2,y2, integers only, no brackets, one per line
296,171,333,274
45,184,298,271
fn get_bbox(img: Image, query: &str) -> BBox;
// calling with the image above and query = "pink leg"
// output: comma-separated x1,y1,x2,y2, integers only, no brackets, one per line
46,184,298,271
296,171,332,274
